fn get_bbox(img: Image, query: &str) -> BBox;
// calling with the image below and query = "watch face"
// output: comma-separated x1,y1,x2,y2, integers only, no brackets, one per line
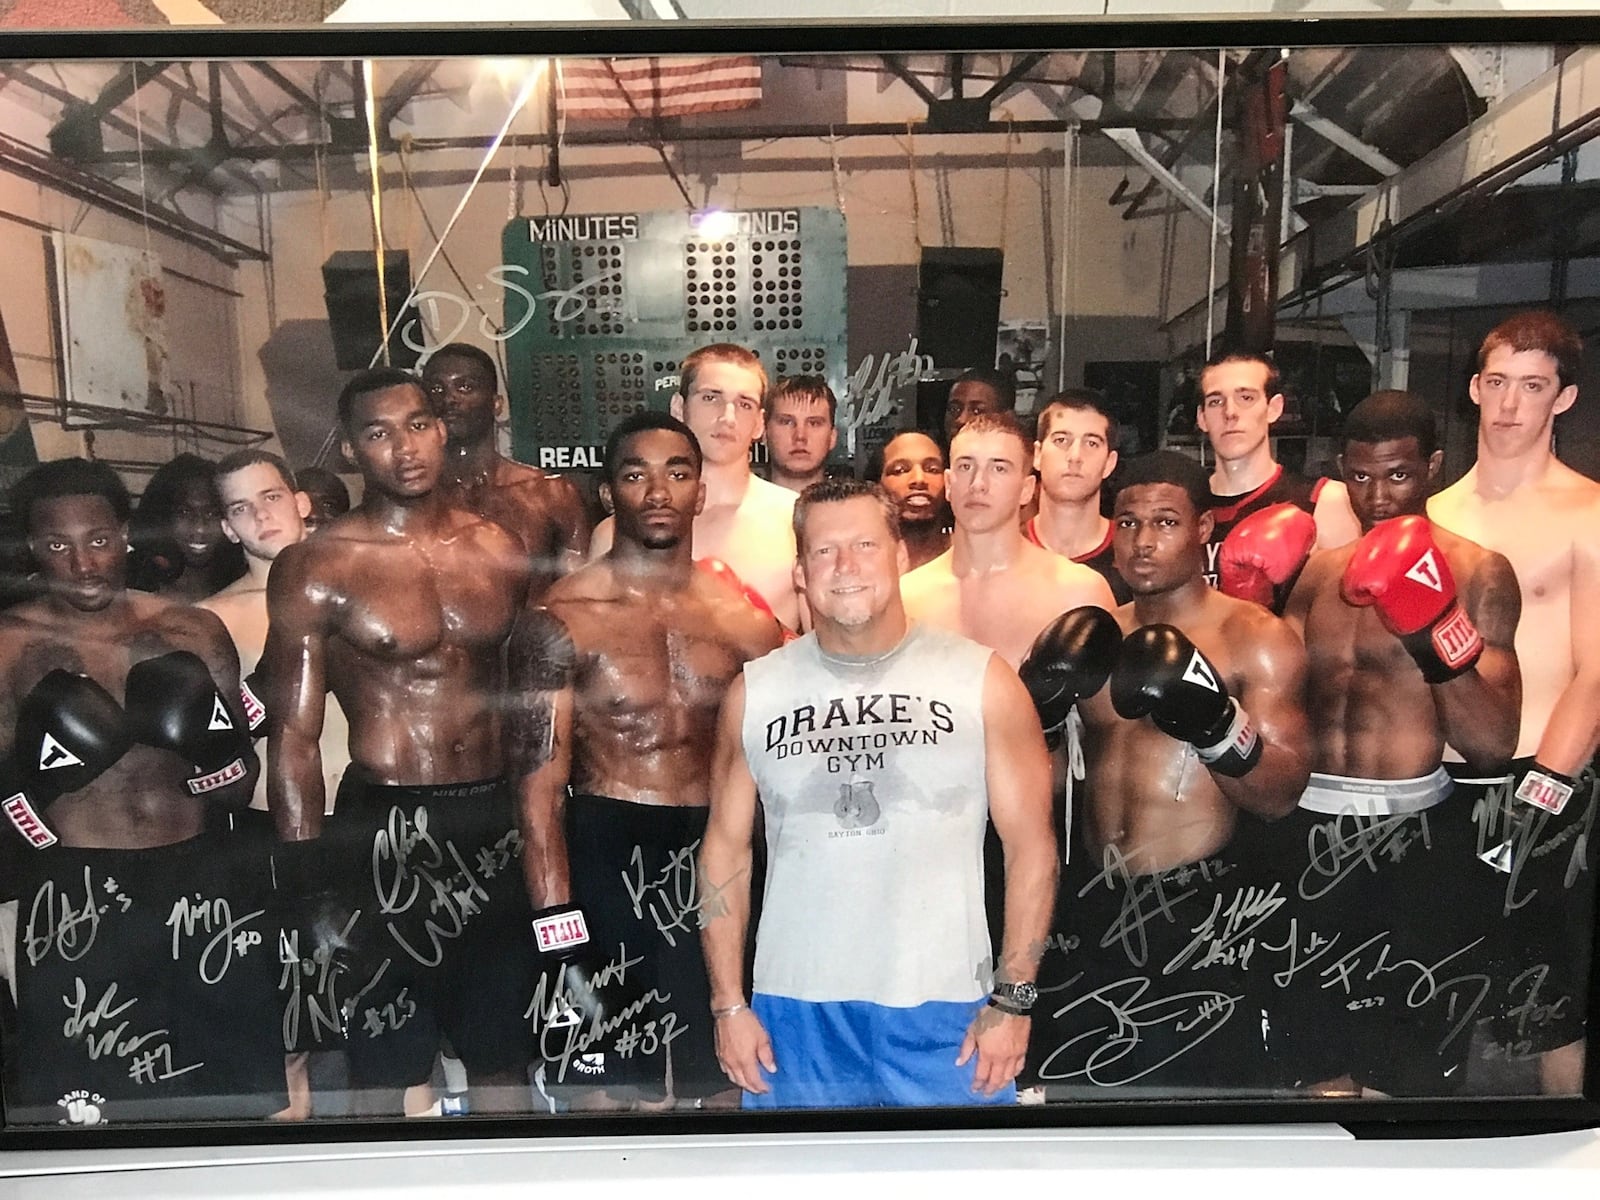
998,981,1038,1008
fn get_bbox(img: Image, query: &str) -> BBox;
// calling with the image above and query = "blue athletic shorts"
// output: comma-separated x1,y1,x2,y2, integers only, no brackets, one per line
741,993,1018,1109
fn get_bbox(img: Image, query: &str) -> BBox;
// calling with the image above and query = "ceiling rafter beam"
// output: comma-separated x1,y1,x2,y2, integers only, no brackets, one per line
1289,98,1400,177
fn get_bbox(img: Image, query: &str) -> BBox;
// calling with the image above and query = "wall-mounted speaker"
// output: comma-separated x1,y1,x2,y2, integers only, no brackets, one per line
916,247,1003,371
321,250,421,372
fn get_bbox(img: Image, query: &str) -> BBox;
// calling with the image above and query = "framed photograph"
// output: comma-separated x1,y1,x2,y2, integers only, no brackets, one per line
0,13,1595,1150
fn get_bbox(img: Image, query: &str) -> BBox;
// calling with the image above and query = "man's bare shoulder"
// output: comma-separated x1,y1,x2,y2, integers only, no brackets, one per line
201,573,262,607
543,559,620,608
742,474,799,517
199,585,264,623
449,504,526,559
1544,460,1600,515
900,551,956,595
1218,588,1298,654
1033,541,1112,598
1433,522,1503,572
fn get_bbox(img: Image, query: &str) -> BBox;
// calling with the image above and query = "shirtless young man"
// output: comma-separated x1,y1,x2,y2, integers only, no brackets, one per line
591,345,801,630
1035,450,1312,1092
1026,389,1131,605
1429,310,1600,1093
1197,350,1360,601
1278,391,1521,1095
764,375,838,493
0,458,276,1124
422,342,589,597
507,412,782,1110
263,367,532,1116
203,450,352,823
901,411,1114,670
876,431,950,572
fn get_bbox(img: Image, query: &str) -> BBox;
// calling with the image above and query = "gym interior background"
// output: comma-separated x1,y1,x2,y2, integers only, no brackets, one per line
0,24,1597,512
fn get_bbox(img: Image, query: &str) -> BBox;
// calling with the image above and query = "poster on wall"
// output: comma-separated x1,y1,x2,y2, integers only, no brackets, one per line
0,21,1595,1142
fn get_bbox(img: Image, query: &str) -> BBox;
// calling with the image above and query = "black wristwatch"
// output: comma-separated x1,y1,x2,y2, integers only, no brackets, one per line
988,981,1039,1015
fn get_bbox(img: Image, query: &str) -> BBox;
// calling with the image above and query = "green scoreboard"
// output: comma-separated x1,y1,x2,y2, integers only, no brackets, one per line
501,206,849,471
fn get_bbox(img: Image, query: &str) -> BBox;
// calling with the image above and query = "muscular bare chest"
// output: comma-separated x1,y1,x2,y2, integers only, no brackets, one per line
335,544,517,660
568,597,744,719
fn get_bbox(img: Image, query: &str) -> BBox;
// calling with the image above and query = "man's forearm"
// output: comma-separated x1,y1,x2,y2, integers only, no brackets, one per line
268,726,326,841
518,774,572,908
997,841,1057,986
698,840,754,1007
1437,667,1520,773
1218,744,1308,820
1537,671,1600,777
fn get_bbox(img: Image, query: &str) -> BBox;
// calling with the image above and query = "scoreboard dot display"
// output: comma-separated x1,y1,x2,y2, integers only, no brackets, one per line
503,208,848,467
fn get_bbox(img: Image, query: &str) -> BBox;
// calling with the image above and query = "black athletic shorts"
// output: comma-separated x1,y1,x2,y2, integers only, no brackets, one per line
1451,759,1598,1060
325,771,535,1091
7,832,288,1124
1029,831,1276,1094
543,794,722,1100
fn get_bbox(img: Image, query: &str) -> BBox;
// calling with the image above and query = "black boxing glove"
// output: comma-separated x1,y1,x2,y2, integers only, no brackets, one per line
1110,625,1261,778
126,651,252,799
2,670,132,853
241,669,267,738
1019,606,1121,749
530,904,649,1036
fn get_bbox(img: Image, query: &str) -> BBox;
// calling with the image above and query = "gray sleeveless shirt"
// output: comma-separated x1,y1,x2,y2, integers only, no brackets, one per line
739,622,995,1006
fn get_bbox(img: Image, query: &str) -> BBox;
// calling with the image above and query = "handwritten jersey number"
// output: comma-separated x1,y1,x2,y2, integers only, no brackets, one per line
362,988,418,1039
613,1012,679,1060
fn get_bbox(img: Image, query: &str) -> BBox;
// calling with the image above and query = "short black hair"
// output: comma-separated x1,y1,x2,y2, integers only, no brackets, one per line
604,411,703,483
424,342,498,390
1036,387,1121,452
1199,349,1282,403
869,429,944,481
793,477,901,553
11,458,132,533
1112,450,1211,516
953,366,1017,411
216,448,296,491
1343,389,1438,458
337,366,428,429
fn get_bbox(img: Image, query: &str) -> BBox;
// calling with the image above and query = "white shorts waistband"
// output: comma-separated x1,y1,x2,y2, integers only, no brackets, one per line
1298,766,1453,817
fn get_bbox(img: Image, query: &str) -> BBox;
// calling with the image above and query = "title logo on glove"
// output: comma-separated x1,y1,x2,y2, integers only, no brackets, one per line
208,695,234,732
1430,606,1483,670
37,732,82,772
1405,550,1444,593
1182,652,1220,693
3,793,56,848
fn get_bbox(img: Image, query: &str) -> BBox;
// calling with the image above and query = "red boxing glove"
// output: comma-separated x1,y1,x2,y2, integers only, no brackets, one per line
1341,515,1483,683
1219,503,1316,607
695,557,792,639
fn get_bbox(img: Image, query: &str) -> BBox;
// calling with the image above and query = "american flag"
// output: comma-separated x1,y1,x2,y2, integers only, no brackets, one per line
559,56,762,122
